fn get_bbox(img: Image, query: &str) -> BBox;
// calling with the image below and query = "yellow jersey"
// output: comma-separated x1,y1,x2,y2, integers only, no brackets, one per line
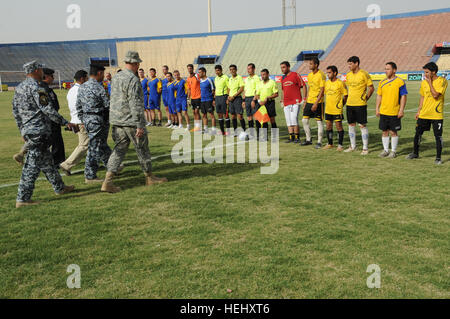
346,69,373,106
244,75,261,97
214,74,229,97
307,70,326,104
257,80,278,101
377,76,408,116
325,79,348,115
228,75,245,97
419,77,448,120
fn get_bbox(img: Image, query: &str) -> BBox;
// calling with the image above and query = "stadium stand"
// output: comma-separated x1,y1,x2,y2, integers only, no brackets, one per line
116,35,227,77
298,10,450,74
204,24,344,76
0,40,117,84
436,55,450,71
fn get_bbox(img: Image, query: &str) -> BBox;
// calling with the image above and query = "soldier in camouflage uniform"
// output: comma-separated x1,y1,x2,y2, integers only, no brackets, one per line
101,51,168,193
76,64,112,183
12,61,78,208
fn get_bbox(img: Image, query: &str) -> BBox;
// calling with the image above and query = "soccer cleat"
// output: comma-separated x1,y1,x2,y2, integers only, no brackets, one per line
379,150,390,158
294,139,300,144
157,122,162,127
435,158,443,165
406,153,419,160
315,143,322,149
85,178,104,184
217,131,224,136
145,122,151,127
337,145,344,152
361,149,369,156
165,122,172,128
191,127,202,132
16,200,40,208
285,139,293,144
388,151,397,159
300,140,312,146
56,185,75,196
344,147,356,153
224,131,231,136
323,144,334,150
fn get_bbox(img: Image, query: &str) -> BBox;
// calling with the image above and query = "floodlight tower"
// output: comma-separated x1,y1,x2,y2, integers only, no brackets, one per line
208,0,212,33
282,0,297,26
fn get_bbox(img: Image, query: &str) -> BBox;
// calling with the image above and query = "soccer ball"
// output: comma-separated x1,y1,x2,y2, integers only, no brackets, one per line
238,132,248,141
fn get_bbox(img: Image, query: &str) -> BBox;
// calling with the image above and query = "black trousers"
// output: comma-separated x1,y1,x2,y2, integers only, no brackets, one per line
51,123,66,166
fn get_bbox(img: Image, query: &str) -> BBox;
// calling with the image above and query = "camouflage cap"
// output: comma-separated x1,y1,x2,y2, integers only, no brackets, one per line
23,60,45,74
123,51,143,63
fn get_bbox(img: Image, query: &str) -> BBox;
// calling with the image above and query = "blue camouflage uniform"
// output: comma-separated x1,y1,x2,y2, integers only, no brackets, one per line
12,70,69,202
76,77,112,180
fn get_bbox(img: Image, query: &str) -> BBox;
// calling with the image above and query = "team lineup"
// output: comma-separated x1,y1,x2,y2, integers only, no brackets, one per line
11,51,448,207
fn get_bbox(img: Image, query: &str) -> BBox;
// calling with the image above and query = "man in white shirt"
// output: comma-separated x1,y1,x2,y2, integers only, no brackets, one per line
59,70,89,175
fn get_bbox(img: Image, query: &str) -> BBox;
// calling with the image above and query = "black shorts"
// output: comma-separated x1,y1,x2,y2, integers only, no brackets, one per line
229,96,243,115
379,114,401,132
303,103,323,121
261,100,276,118
215,95,228,114
245,97,259,116
325,114,344,122
346,105,368,125
417,118,443,136
201,101,214,114
191,99,201,110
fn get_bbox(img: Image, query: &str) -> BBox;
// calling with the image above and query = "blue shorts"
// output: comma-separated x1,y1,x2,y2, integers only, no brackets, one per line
176,99,188,112
168,102,177,115
162,93,169,107
143,94,150,109
149,98,160,110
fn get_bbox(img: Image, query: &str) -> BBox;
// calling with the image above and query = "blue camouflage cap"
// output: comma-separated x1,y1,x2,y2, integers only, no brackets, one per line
23,60,45,74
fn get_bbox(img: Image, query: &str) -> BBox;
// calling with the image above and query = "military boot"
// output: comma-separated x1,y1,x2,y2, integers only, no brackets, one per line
145,173,168,186
16,200,40,208
101,172,121,193
56,185,75,196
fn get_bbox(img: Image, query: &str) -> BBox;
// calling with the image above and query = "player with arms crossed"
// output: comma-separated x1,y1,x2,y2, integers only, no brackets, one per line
148,68,163,127
280,61,306,144
407,62,448,165
302,57,326,149
344,56,375,155
376,62,407,158
242,63,260,139
323,65,348,151
214,65,230,136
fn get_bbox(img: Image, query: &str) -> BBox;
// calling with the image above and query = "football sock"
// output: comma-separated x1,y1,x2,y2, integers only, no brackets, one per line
317,121,324,144
413,132,422,155
382,136,390,152
361,126,369,150
219,119,225,134
349,126,356,149
240,119,246,131
327,130,333,145
302,118,311,142
391,136,399,152
338,130,344,146
232,119,238,130
436,135,443,159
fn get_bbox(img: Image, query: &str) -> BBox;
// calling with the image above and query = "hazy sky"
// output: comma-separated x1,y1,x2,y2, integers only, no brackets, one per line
0,0,448,44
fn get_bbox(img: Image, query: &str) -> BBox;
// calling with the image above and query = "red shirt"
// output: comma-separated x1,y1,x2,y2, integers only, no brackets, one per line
281,72,305,105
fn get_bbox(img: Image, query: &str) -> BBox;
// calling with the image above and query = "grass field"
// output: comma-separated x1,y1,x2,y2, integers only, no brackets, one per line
0,81,449,298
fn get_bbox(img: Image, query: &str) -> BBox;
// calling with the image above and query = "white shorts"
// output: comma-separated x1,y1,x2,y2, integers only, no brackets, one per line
284,104,300,126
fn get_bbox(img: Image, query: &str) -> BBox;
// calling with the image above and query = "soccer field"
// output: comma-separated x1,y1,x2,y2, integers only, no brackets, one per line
0,81,449,298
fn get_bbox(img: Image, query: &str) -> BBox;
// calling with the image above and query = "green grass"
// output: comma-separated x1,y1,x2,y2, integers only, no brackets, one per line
0,81,449,298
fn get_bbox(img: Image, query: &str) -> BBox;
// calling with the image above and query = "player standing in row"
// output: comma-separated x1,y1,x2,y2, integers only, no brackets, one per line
323,65,347,151
242,63,261,139
228,65,246,135
198,67,216,134
148,68,163,127
407,62,448,164
139,68,151,126
255,69,278,141
344,56,374,155
375,62,407,158
214,65,230,136
186,64,202,132
166,72,178,128
302,58,326,149
161,65,172,127
280,61,306,144
173,70,190,130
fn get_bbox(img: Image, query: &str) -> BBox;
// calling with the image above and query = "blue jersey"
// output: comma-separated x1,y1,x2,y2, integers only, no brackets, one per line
200,77,215,102
167,81,177,106
148,77,162,101
174,79,187,102
161,78,169,96
141,78,148,96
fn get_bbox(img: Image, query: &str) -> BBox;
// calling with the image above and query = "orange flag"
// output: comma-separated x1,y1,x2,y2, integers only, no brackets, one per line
254,105,270,126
